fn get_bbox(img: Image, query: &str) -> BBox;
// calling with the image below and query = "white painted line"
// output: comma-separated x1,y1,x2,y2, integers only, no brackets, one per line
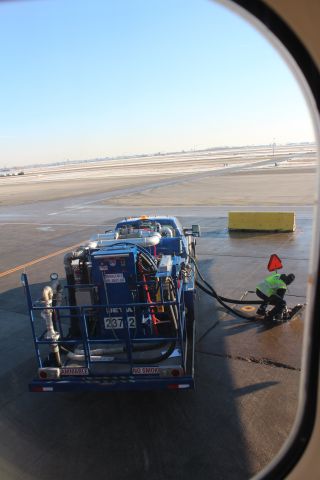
47,206,88,215
36,226,54,231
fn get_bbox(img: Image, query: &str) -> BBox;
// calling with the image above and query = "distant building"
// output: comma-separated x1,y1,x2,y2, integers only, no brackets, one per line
0,168,22,177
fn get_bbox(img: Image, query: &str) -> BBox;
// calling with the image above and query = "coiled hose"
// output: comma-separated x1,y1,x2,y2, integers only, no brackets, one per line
71,340,176,364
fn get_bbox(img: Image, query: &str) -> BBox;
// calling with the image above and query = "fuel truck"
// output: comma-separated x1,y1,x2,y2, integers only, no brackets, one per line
22,216,200,392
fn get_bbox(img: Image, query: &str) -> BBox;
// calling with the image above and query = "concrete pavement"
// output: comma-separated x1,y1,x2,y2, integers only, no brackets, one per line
0,202,312,479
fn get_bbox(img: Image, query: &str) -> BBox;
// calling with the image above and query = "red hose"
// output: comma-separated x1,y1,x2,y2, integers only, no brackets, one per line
138,260,159,335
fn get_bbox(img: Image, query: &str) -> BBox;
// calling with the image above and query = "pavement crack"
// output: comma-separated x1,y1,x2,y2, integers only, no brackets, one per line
197,350,301,371
196,321,220,344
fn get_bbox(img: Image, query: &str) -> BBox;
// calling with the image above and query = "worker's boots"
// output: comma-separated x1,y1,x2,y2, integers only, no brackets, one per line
269,313,283,322
282,307,291,320
268,307,289,322
256,306,267,316
265,309,285,322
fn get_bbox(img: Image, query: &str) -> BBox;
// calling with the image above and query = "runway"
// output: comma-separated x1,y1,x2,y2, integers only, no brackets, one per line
0,146,315,479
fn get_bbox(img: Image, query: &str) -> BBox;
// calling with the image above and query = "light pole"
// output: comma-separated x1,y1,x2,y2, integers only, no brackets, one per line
272,139,276,163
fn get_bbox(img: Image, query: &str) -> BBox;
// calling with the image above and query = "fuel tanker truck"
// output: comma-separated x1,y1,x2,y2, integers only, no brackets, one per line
22,216,200,392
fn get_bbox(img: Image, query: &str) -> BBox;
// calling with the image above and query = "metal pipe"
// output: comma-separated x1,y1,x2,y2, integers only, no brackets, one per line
40,285,61,367
89,234,161,249
67,351,114,362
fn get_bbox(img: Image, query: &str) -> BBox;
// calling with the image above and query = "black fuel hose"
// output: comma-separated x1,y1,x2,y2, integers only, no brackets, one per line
131,340,176,364
108,242,158,271
196,279,262,305
195,280,256,320
190,256,262,305
189,256,262,320
69,341,175,362
131,341,167,352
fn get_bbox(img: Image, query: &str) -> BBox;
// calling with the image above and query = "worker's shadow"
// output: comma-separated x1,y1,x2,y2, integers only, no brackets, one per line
216,307,279,334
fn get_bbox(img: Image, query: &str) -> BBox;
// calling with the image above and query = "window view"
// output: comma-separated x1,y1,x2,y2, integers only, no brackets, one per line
0,1,316,479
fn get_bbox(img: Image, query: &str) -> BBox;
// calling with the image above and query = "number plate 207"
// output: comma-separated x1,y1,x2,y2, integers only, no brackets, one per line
104,317,136,329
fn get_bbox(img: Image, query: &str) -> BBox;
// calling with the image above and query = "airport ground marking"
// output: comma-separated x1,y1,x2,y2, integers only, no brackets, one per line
0,222,114,227
0,242,84,278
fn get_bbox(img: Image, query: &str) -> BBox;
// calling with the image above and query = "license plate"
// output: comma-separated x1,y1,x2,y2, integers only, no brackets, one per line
60,367,89,376
132,367,160,375
104,316,136,329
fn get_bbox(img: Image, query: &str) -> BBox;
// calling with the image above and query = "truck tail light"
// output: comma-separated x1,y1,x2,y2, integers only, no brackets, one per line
31,386,54,392
167,383,191,390
38,367,60,380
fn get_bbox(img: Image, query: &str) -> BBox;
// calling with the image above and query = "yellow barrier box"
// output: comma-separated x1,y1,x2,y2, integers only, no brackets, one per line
228,211,296,232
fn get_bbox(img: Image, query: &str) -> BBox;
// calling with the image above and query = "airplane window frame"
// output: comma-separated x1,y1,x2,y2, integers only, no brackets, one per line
0,0,318,478
224,1,320,478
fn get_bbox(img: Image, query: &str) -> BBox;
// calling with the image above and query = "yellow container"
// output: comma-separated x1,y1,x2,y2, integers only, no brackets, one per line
228,211,295,232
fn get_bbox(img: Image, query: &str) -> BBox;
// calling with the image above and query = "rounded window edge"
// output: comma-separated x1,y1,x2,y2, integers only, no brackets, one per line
215,0,320,478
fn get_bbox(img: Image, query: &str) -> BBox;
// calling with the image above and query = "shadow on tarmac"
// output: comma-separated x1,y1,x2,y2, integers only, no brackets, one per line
0,280,263,480
228,230,296,240
218,316,279,336
233,381,279,397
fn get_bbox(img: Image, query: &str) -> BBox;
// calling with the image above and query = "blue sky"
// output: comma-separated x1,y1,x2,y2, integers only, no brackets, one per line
0,0,315,167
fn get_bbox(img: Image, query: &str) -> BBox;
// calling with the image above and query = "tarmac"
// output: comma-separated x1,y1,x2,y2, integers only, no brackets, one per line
0,147,315,479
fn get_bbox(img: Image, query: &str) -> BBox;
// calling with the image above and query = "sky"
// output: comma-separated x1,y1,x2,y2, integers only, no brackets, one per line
0,0,316,167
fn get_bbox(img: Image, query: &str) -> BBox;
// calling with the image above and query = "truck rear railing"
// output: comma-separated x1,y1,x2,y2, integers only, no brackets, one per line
22,273,194,391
